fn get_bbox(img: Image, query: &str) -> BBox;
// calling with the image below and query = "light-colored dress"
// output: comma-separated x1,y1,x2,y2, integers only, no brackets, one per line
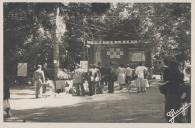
135,66,148,91
116,67,126,84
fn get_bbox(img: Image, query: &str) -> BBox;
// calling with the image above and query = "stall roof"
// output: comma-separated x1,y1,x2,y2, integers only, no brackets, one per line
87,40,150,45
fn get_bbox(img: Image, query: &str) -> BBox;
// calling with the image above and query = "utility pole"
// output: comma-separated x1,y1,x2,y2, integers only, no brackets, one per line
83,31,86,60
53,7,60,80
83,16,87,60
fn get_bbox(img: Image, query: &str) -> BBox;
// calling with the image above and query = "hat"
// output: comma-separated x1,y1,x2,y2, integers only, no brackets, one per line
37,65,42,68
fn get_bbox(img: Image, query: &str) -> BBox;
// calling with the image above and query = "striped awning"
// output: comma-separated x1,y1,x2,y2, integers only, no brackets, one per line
87,40,139,45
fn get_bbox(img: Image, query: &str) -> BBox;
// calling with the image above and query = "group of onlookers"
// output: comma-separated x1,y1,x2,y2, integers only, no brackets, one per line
71,62,150,96
4,58,190,123
32,62,151,98
72,64,102,96
115,62,149,92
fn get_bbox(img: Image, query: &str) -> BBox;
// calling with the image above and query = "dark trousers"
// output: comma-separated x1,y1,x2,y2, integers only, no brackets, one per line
35,82,43,98
89,82,95,96
75,83,85,96
95,82,103,94
108,80,114,93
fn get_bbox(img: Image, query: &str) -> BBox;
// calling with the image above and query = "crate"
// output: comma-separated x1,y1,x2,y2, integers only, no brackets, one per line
55,80,66,93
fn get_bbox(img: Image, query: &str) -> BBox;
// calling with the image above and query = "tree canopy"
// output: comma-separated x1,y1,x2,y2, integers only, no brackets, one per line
4,3,191,79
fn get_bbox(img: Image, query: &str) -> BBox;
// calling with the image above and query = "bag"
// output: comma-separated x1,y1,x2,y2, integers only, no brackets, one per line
69,87,77,96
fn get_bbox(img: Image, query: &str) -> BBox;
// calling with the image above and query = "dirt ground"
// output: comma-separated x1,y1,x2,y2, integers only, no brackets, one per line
5,80,168,123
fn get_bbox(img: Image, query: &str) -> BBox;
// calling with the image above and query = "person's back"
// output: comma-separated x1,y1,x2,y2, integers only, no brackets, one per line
33,69,45,84
135,66,147,78
126,67,133,77
162,61,185,122
163,63,184,86
73,68,83,84
90,68,96,77
33,65,45,98
116,66,121,75
94,67,101,82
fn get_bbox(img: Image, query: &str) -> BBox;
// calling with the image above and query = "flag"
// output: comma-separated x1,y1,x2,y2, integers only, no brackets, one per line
56,8,66,43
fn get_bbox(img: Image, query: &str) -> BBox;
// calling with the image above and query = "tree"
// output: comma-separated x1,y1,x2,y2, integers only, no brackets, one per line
4,3,190,81
4,2,111,80
150,3,191,70
60,3,111,69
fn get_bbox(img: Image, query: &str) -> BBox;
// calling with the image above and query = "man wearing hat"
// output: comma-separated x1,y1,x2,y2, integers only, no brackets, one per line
73,64,85,96
33,65,45,98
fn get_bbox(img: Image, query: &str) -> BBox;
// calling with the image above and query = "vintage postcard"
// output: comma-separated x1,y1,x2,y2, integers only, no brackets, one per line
1,0,193,128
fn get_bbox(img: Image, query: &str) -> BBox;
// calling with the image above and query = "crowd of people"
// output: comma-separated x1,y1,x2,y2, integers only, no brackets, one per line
32,62,150,98
67,62,150,96
31,59,191,123
4,58,190,123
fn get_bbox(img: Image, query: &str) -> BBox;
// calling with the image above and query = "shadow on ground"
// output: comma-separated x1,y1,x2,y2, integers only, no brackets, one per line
6,87,167,123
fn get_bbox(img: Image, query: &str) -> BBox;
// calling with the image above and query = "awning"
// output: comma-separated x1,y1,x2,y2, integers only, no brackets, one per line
87,40,139,45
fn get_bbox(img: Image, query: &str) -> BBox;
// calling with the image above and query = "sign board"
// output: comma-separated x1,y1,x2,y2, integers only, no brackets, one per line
80,61,88,72
17,63,27,76
129,51,145,62
107,48,124,59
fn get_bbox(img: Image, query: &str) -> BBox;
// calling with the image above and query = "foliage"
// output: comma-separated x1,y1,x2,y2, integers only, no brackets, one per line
4,3,191,78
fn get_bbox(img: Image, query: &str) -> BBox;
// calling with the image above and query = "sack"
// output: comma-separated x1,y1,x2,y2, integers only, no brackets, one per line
69,87,77,96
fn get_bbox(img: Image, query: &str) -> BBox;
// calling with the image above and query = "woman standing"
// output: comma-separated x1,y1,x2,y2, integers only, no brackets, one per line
116,64,126,90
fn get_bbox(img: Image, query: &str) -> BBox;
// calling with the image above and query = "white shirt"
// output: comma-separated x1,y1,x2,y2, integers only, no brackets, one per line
126,67,133,77
89,68,100,82
135,66,147,78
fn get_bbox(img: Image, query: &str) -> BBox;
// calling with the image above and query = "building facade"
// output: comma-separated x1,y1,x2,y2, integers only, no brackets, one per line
87,40,152,68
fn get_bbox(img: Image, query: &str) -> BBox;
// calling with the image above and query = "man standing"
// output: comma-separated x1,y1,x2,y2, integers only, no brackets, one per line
126,64,133,90
73,65,85,96
108,63,116,93
135,62,148,93
94,65,102,94
33,65,45,98
88,64,93,96
89,64,101,95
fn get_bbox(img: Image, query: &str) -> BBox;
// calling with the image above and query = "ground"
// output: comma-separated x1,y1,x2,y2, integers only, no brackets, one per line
5,80,167,123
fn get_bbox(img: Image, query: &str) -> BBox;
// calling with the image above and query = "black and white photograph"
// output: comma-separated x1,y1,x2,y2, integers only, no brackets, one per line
2,2,191,124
